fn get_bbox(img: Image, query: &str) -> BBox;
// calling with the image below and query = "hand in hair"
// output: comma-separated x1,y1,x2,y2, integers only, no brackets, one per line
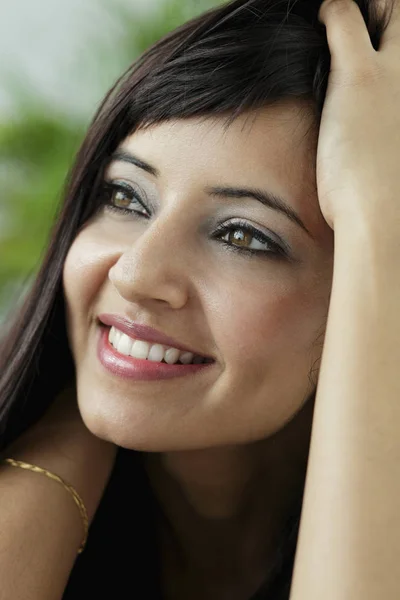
315,0,400,233
290,2,400,599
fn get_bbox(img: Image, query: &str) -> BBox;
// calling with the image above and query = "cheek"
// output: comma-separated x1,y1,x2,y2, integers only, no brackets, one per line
210,276,325,369
63,238,97,312
62,233,117,352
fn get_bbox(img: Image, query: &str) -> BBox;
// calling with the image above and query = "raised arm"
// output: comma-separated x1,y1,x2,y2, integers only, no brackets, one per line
290,221,400,599
290,0,400,597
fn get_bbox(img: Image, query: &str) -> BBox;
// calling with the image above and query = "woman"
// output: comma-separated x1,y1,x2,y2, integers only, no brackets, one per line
0,0,398,598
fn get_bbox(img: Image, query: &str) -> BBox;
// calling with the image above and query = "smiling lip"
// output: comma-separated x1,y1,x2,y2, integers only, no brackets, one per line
97,326,214,381
97,313,212,359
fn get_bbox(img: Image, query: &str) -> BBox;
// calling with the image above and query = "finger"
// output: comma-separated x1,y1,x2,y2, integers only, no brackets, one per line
378,0,400,53
318,0,376,72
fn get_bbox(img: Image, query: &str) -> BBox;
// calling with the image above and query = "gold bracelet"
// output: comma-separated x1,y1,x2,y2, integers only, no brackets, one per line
2,458,88,554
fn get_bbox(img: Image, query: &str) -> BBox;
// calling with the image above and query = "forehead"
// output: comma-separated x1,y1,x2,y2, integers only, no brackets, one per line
121,103,317,183
115,102,328,242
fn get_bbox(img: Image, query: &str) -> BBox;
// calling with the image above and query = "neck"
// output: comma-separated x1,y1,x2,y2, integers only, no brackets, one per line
142,410,312,595
141,399,314,598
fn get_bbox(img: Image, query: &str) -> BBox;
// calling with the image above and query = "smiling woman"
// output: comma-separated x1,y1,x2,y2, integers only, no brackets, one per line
0,0,394,599
63,110,332,456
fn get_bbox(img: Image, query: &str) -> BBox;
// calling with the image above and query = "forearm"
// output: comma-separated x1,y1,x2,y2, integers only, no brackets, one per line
0,390,116,600
290,219,400,599
0,461,83,600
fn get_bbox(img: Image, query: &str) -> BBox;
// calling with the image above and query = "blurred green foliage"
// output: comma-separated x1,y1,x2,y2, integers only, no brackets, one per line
0,0,223,321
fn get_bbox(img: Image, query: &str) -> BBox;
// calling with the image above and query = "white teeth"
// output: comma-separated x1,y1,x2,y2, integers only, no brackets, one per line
179,351,194,364
116,334,133,356
131,340,150,360
114,328,122,346
147,343,165,362
108,326,209,365
165,348,181,365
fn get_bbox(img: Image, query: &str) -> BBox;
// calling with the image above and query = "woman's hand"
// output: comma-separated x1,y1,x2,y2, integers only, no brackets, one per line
316,0,400,231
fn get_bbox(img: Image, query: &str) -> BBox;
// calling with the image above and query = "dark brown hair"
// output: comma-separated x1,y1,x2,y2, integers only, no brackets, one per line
0,0,394,597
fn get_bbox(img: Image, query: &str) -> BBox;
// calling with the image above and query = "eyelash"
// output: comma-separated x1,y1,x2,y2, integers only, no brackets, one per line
99,181,287,259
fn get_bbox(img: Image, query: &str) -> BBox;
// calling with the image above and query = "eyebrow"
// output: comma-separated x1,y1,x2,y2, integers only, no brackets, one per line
110,149,313,239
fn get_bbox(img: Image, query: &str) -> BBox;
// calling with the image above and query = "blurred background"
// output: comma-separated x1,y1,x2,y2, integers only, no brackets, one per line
0,0,223,327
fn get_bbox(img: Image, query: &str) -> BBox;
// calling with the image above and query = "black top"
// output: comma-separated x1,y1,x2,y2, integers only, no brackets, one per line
63,448,297,599
63,448,163,598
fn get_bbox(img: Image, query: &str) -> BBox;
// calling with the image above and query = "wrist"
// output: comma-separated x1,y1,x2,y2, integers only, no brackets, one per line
333,214,400,275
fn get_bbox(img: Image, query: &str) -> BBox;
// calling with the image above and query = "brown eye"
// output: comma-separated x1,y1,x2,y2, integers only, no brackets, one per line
101,181,149,217
221,226,269,251
112,189,132,209
214,220,286,258
228,228,253,248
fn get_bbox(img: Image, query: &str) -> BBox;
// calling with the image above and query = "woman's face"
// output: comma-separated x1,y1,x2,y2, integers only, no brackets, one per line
63,104,334,452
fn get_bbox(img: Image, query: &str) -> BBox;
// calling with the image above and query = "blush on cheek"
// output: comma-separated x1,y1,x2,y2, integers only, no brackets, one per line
62,234,115,360
63,233,120,308
219,288,305,362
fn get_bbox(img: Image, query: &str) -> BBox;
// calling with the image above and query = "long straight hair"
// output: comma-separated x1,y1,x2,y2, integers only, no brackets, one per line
0,0,394,597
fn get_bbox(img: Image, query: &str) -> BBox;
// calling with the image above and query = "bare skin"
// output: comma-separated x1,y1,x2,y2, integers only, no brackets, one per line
0,384,117,599
143,397,315,599
290,0,400,597
62,103,334,597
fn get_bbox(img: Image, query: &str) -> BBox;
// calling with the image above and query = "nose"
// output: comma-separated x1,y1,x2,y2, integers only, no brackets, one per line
109,217,192,310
